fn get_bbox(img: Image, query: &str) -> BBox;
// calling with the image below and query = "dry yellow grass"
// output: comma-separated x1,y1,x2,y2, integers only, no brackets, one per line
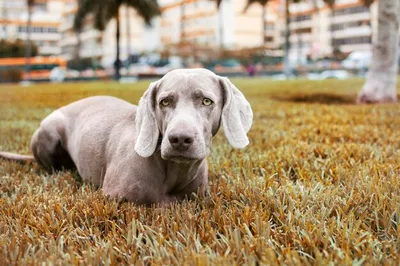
0,78,399,265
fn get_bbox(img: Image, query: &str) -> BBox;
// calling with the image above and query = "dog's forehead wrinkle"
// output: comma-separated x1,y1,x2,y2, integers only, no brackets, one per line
160,73,187,91
160,73,216,97
167,68,217,77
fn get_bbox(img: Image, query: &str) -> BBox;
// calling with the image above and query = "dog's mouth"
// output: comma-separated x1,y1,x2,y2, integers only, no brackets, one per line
161,154,200,163
159,135,209,163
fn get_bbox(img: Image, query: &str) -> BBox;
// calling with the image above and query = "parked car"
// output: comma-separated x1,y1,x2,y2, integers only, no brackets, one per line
319,70,350,79
206,59,243,73
307,70,350,80
342,51,371,69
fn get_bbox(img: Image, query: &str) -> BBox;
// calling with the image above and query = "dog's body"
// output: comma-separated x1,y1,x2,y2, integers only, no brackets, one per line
0,69,252,205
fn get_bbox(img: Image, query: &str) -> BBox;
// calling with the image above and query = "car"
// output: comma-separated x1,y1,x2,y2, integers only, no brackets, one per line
342,51,371,69
318,70,350,80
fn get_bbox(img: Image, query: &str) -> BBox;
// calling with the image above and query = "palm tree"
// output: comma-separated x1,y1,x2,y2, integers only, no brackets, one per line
25,0,35,81
357,0,399,103
74,0,160,80
126,5,132,63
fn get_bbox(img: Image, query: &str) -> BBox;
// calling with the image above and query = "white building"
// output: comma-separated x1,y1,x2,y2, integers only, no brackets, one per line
2,0,395,69
159,0,264,49
266,0,382,62
0,0,65,55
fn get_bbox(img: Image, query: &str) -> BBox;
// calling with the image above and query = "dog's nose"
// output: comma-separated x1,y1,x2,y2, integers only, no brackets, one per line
168,132,194,151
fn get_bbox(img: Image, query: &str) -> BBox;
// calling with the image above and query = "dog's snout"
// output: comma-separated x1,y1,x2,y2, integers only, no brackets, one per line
168,132,194,151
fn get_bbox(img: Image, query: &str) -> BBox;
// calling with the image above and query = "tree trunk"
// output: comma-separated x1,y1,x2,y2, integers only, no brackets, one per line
25,5,32,81
297,30,302,66
330,8,335,56
283,0,291,78
74,29,81,60
357,0,400,103
114,9,121,81
126,5,132,61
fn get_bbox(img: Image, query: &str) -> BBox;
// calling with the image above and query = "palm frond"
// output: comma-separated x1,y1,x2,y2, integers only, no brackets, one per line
209,0,223,8
243,0,269,13
361,0,374,8
123,0,160,25
73,0,160,32
27,0,35,7
322,0,335,9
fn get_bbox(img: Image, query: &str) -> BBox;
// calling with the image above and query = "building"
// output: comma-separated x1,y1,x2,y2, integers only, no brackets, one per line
263,0,381,63
0,0,65,55
159,0,264,50
2,0,396,70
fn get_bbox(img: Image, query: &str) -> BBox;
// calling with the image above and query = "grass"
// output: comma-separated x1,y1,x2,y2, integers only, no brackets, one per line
0,78,399,265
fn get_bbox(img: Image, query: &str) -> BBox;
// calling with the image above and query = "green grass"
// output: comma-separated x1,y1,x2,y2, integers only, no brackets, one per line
0,78,399,265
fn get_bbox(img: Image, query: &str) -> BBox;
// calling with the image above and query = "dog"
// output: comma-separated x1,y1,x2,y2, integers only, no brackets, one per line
0,69,253,205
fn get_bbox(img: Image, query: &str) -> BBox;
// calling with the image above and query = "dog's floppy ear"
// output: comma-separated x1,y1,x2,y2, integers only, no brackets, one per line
219,77,253,148
134,81,159,157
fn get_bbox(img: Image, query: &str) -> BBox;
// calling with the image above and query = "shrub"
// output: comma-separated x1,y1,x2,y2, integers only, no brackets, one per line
0,39,38,58
0,69,23,83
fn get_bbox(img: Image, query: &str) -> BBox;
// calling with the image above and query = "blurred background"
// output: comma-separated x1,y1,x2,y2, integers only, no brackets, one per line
0,0,399,83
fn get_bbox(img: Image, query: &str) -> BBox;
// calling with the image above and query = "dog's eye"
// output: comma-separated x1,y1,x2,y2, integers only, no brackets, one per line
202,98,213,106
160,99,170,107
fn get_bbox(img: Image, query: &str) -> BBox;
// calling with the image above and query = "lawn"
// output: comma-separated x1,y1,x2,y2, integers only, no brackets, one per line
0,78,399,265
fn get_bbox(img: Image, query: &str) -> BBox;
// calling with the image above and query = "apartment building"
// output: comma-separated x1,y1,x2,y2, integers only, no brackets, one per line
0,0,64,55
263,0,380,63
159,0,264,49
2,0,395,69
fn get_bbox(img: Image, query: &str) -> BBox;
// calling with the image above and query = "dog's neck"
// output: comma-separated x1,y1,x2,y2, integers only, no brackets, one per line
154,135,206,196
163,158,206,195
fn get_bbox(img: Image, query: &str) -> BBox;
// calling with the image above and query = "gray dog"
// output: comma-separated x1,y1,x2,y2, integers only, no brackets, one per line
0,69,253,205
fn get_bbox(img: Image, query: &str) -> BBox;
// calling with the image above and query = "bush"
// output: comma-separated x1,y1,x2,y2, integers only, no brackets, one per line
0,69,23,83
0,39,38,58
67,58,103,71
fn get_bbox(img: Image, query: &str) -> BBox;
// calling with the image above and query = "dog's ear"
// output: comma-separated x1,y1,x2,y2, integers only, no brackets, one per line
134,81,159,157
219,77,253,148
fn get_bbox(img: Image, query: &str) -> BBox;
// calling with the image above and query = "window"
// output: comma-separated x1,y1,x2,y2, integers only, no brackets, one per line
292,27,312,34
333,6,369,16
266,24,274,30
34,3,47,12
333,35,371,46
331,20,369,31
264,36,274,42
290,14,311,23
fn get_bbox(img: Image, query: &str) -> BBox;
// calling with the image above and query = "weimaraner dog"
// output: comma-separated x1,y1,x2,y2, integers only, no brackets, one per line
0,69,253,205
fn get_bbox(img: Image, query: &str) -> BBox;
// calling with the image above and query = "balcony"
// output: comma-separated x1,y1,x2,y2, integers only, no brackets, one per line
290,33,312,43
80,47,103,58
38,46,61,55
331,12,370,24
18,32,60,41
290,19,313,30
60,19,74,32
333,26,371,39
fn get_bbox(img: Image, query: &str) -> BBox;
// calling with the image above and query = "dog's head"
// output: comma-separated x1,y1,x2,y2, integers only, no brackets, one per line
134,68,253,162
